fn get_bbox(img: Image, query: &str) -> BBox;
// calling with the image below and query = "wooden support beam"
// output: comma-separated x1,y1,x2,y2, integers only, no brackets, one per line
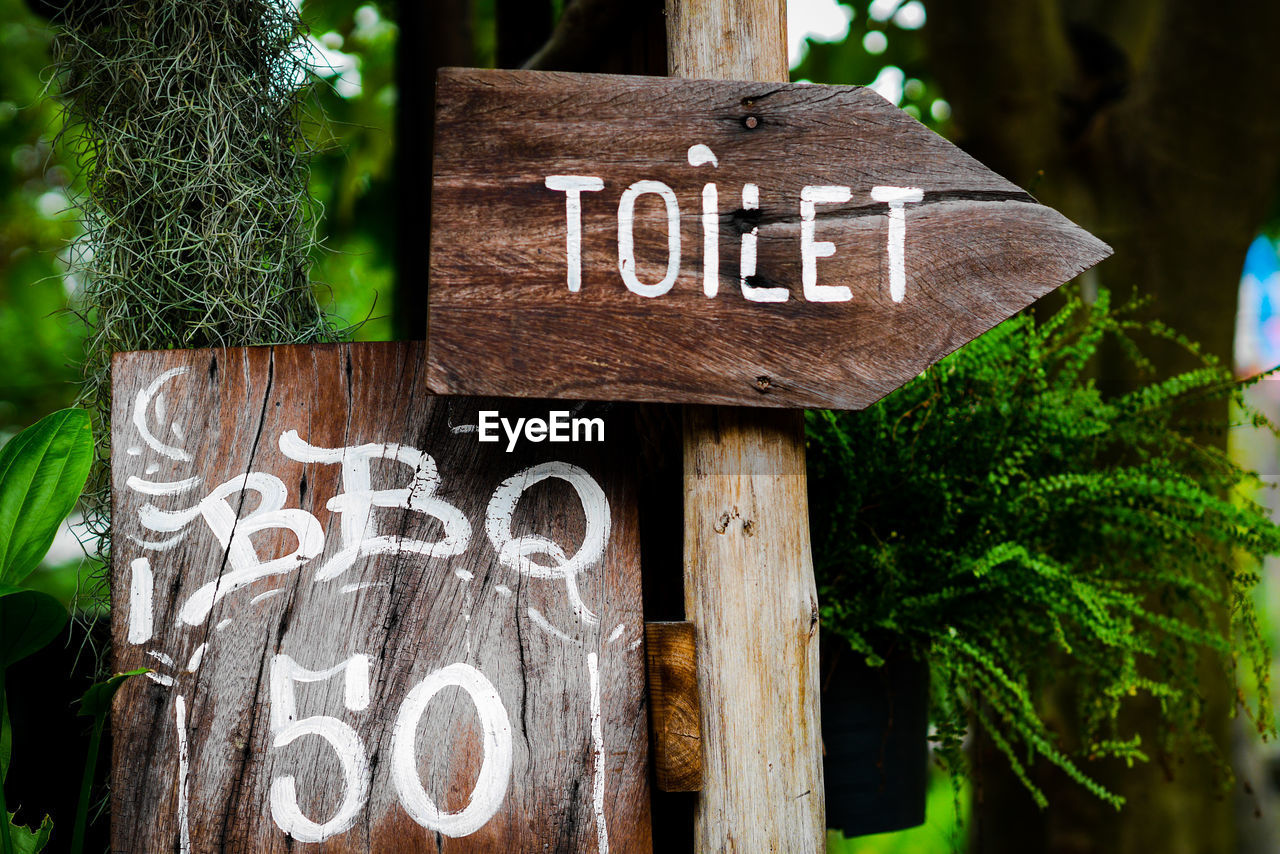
680,407,823,850
665,0,789,82
666,4,824,850
645,621,703,792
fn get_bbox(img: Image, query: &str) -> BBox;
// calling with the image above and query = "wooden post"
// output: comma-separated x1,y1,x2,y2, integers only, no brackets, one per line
666,0,790,82
667,5,823,848
425,15,1111,851
681,409,823,849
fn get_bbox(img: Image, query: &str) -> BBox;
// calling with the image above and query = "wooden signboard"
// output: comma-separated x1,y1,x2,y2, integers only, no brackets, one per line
426,68,1111,410
109,342,651,852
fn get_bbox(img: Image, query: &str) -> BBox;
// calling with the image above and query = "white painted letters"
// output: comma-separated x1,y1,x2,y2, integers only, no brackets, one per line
127,557,153,644
688,144,720,297
871,185,924,302
546,175,604,292
739,183,788,302
391,663,513,836
278,431,471,583
544,155,930,305
139,472,325,625
269,654,374,843
800,185,854,302
545,151,936,307
132,367,193,462
618,180,680,297
123,363,622,845
540,151,931,308
486,461,610,625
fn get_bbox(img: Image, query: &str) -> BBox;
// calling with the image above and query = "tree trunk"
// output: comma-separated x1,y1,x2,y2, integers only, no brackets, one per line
924,2,1280,852
393,0,473,339
496,0,552,68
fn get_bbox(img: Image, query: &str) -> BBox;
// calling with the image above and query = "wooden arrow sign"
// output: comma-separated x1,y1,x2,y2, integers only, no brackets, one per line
426,69,1110,410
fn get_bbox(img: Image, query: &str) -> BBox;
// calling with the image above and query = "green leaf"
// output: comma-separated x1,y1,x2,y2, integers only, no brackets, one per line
0,409,94,586
77,670,149,719
0,587,67,669
70,671,146,854
5,813,51,854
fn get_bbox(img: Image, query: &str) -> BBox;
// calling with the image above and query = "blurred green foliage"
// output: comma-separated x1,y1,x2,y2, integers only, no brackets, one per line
299,0,398,343
0,0,83,437
791,0,950,133
827,769,966,854
0,407,94,852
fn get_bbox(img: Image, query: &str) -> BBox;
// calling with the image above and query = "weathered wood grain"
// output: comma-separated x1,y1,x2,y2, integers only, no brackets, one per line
665,0,787,81
426,67,1111,410
110,342,651,852
665,2,825,851
643,621,701,793
682,407,823,851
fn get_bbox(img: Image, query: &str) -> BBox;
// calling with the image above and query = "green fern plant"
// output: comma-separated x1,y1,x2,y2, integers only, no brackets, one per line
807,287,1278,808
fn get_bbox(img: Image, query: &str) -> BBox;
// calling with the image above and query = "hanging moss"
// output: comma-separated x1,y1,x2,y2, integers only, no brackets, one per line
50,0,339,573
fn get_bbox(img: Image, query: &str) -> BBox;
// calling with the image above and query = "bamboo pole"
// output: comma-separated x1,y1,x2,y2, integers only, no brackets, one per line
668,2,826,848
